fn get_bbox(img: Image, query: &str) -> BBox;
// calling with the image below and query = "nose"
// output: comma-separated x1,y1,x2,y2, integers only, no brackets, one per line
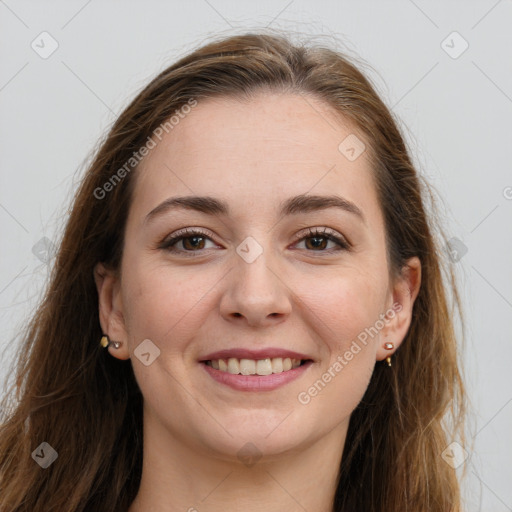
219,247,292,328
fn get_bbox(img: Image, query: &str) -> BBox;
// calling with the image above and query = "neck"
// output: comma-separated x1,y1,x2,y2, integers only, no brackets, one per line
128,411,347,512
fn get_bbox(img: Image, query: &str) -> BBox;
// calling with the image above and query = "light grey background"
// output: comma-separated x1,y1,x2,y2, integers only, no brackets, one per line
1,1,511,510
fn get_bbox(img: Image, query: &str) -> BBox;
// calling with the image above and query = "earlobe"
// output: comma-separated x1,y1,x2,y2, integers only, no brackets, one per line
93,262,130,360
376,256,422,363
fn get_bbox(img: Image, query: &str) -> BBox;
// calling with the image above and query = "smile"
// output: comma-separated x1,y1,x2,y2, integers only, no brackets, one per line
200,358,314,392
204,357,307,375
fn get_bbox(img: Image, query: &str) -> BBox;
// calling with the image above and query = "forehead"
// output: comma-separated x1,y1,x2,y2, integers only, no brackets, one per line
130,92,382,227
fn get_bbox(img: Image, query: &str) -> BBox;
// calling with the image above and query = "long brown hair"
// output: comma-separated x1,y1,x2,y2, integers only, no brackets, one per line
0,30,466,511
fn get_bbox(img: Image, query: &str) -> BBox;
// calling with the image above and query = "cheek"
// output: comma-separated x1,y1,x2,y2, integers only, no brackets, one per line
120,259,220,346
297,268,386,352
293,268,383,408
298,276,379,413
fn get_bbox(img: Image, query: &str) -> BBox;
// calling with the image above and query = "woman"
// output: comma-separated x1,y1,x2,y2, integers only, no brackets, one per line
0,31,466,511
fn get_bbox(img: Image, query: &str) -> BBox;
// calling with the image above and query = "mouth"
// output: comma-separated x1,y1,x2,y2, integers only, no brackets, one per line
200,357,314,392
200,357,313,376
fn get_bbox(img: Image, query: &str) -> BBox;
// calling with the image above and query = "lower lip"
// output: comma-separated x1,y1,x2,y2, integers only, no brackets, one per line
200,361,314,391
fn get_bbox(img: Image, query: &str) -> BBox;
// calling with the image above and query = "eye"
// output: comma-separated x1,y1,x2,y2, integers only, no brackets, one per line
158,228,218,256
292,227,350,253
158,226,350,257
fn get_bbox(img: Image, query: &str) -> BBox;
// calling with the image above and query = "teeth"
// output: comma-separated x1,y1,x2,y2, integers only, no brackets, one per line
272,357,283,373
256,359,273,375
227,358,239,374
239,358,255,375
206,357,303,375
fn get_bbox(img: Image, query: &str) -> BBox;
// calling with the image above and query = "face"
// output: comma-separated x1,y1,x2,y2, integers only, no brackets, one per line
96,92,420,461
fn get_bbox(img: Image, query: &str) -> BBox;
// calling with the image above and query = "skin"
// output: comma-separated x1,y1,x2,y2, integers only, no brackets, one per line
95,92,421,512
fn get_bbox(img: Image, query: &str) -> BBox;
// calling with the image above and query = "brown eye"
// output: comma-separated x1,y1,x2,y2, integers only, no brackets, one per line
159,229,218,256
181,235,207,251
294,228,350,252
304,236,329,250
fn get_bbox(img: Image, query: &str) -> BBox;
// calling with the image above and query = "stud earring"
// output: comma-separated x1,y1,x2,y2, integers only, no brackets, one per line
100,334,121,349
384,342,394,367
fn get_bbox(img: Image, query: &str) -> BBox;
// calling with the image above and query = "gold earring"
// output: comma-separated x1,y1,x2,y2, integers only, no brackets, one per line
384,342,394,367
100,334,121,349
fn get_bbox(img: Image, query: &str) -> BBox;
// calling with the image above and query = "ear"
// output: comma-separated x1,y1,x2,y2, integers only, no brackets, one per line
376,256,422,362
93,262,130,360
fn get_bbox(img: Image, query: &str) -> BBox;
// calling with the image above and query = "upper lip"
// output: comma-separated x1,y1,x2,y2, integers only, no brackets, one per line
200,348,314,362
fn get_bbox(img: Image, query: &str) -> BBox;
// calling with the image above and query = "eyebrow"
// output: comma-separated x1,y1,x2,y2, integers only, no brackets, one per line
144,193,365,225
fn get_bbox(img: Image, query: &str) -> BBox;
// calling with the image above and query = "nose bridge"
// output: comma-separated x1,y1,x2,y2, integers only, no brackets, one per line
220,234,291,325
235,234,281,298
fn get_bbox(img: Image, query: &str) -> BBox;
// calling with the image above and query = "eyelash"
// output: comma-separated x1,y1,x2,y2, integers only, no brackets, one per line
158,227,351,257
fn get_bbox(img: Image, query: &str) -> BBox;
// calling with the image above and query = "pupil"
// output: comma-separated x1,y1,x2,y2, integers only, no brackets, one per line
184,236,204,250
307,237,326,250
